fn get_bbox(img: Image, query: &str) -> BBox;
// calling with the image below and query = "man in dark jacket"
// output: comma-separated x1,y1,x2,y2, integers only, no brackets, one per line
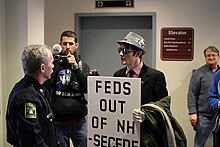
113,32,168,146
6,44,57,147
49,30,89,147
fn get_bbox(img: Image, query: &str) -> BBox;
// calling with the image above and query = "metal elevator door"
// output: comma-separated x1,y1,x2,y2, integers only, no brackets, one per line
76,13,156,76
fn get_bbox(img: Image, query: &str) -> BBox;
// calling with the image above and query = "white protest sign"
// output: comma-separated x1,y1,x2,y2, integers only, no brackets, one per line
87,76,141,147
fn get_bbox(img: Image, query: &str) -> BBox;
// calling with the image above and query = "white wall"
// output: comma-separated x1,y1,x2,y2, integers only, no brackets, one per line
1,0,44,146
44,0,220,147
0,0,6,146
1,0,220,146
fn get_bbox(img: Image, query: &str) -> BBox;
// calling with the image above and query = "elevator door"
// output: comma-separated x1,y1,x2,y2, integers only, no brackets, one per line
76,13,156,76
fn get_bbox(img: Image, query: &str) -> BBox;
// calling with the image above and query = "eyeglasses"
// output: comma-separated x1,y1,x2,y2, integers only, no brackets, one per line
118,47,136,54
62,42,74,46
206,54,219,58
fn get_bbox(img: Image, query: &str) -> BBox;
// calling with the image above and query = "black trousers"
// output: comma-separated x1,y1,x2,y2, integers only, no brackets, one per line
213,131,220,147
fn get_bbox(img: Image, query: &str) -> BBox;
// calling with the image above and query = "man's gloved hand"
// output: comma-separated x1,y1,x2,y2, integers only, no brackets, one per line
89,69,99,76
132,109,145,123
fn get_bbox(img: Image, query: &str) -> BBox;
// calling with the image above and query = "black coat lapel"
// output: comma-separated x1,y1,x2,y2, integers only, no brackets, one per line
139,64,149,86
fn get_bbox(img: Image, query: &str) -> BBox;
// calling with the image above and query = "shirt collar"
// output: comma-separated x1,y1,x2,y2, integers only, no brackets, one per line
206,64,220,72
126,61,143,76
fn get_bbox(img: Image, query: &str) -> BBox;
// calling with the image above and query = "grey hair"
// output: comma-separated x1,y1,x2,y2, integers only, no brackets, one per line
21,44,50,75
203,46,219,56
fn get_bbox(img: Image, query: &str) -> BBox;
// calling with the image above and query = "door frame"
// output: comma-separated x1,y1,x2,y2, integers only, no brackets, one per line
75,12,156,68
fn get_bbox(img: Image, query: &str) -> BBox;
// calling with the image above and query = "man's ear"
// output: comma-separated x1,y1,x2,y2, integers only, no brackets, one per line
40,64,46,73
136,50,142,57
75,42,79,49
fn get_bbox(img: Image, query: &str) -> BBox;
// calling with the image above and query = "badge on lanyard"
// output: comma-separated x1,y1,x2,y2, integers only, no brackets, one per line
25,103,37,118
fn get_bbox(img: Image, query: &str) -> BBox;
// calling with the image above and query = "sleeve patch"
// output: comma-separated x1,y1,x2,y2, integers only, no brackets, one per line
25,103,37,118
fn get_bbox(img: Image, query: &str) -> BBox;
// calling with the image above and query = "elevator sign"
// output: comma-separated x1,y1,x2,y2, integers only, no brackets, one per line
161,27,194,61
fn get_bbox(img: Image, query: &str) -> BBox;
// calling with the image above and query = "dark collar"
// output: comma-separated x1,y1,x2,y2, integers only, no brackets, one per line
24,74,45,89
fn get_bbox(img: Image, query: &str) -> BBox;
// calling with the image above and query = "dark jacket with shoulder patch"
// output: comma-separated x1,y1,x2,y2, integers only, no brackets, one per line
6,75,57,147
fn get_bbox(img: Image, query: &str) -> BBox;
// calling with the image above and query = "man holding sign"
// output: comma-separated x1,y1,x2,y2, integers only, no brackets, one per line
113,32,169,146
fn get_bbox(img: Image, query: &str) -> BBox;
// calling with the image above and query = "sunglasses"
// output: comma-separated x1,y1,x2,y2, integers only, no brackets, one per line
62,42,74,46
118,47,136,54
